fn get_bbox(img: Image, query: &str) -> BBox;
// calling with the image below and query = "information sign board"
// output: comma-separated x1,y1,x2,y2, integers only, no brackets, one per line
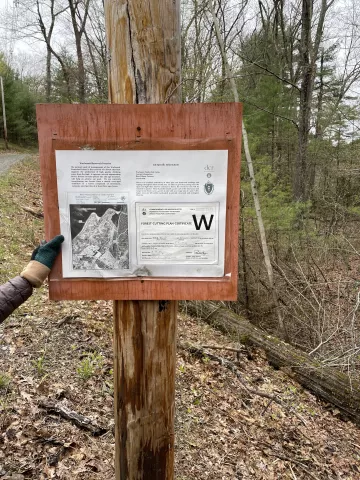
37,103,242,300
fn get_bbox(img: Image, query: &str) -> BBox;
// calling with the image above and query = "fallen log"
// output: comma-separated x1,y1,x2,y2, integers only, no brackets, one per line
183,301,360,425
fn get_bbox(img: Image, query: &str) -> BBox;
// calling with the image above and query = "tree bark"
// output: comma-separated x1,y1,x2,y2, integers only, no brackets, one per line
113,301,177,479
294,0,333,201
315,49,325,139
294,0,313,201
68,0,90,104
105,0,181,104
45,46,52,103
104,1,181,479
184,301,360,425
84,30,103,100
0,76,8,149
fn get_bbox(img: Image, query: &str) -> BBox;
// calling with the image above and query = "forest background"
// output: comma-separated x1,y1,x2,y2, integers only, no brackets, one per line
1,0,360,382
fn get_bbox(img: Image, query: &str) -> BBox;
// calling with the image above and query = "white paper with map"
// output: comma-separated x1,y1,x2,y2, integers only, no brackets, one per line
56,150,228,278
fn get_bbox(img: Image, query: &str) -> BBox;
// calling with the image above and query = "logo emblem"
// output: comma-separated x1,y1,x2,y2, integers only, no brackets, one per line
204,181,214,195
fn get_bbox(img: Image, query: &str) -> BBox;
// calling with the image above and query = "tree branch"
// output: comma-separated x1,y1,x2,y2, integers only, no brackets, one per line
231,48,301,92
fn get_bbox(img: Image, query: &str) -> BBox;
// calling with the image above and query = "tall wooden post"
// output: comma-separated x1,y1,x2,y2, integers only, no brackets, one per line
0,76,8,150
104,1,181,479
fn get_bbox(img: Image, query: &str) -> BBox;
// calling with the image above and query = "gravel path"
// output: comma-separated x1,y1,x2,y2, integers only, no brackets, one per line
0,153,29,175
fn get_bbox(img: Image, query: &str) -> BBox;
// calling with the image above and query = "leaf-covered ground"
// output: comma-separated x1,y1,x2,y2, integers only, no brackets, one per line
1,156,360,479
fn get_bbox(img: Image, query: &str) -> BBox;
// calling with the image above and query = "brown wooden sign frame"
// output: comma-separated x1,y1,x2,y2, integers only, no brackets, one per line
37,102,242,301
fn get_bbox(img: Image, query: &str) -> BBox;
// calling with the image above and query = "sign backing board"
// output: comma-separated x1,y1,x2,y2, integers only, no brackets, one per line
37,103,242,300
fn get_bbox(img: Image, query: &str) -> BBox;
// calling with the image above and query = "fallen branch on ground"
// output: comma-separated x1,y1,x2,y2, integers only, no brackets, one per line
39,400,107,436
35,437,74,467
183,301,360,425
181,343,306,425
21,206,44,218
265,451,320,480
56,314,80,327
200,344,246,354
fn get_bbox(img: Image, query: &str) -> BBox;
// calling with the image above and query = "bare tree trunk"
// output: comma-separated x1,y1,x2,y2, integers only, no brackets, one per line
294,0,313,201
105,1,181,478
113,300,178,479
74,31,86,103
294,0,334,201
36,0,70,102
209,0,287,339
315,48,325,139
106,0,180,104
45,46,52,103
0,76,8,149
68,0,90,104
240,195,249,312
84,30,102,99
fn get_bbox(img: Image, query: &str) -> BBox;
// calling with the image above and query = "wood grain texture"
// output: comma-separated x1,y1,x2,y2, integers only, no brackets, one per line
36,102,242,301
105,0,181,104
113,300,177,478
104,3,181,478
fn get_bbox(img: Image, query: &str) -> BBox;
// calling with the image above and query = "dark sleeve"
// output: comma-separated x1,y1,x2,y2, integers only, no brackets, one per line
0,276,33,324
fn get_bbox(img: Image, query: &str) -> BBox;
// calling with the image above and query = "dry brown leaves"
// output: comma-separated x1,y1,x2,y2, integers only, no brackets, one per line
1,158,360,479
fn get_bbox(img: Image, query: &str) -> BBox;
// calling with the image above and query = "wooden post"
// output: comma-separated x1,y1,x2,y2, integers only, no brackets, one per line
104,1,181,479
0,76,8,150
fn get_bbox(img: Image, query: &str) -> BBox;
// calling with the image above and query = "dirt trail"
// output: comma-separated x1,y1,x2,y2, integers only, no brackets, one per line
0,153,29,175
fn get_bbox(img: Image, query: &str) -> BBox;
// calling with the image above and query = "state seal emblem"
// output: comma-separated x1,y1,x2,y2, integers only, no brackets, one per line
204,181,214,195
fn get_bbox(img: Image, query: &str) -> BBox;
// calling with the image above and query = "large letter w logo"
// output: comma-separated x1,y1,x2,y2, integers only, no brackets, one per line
192,214,214,231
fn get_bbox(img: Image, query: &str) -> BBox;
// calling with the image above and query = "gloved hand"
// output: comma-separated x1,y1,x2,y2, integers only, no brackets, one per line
21,235,64,288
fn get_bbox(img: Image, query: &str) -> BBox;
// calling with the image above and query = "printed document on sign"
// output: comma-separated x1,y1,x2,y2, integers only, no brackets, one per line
137,204,219,264
56,150,228,278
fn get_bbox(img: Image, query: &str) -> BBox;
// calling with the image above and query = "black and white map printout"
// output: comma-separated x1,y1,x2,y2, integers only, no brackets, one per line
56,150,228,278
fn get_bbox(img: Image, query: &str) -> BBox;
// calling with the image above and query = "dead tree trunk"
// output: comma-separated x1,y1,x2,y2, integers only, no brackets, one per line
185,301,360,425
104,1,181,479
106,1,180,104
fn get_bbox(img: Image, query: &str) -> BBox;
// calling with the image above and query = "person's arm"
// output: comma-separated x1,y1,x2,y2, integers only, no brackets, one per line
0,276,33,323
0,235,64,324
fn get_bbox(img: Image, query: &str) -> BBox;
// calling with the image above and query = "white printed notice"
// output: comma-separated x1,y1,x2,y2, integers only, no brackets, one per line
56,150,228,278
137,204,219,264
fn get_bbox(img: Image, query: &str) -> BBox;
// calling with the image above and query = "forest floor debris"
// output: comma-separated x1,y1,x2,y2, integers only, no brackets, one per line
1,158,360,479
